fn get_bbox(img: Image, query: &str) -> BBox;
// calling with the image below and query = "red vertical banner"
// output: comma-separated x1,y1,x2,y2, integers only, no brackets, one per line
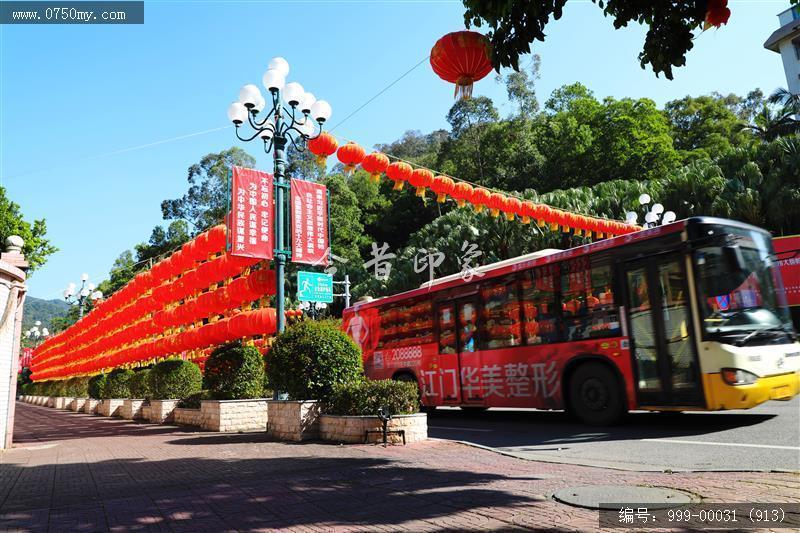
775,235,800,307
290,178,330,266
228,166,274,259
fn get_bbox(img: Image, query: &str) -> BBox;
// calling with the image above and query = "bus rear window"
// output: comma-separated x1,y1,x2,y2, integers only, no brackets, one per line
377,299,434,349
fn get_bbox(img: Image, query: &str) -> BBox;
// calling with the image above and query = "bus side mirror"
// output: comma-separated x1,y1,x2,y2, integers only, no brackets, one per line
723,245,744,273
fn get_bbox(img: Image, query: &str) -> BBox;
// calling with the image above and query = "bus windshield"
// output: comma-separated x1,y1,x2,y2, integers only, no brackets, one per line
693,226,794,343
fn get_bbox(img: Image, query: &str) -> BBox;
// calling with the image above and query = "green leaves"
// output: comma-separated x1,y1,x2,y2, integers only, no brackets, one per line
148,360,202,400
103,368,135,399
0,186,57,272
204,343,266,400
324,380,420,416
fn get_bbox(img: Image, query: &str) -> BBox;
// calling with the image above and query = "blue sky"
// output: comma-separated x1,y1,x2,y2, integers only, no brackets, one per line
0,0,791,299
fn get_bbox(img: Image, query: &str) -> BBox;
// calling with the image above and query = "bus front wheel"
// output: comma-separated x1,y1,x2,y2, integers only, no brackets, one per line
568,362,626,426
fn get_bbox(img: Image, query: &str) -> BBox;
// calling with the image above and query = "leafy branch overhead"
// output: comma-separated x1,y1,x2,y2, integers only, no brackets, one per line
463,0,755,79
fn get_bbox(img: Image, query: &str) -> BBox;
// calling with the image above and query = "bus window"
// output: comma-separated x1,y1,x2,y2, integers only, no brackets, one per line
521,264,560,344
459,302,478,353
587,262,621,338
561,258,591,341
378,299,434,349
479,278,522,350
438,303,457,354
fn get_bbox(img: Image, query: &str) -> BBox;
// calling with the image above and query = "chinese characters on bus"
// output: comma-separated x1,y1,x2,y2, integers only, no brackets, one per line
228,166,274,259
290,178,329,266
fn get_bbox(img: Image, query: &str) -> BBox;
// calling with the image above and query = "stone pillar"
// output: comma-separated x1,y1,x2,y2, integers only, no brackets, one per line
0,236,28,450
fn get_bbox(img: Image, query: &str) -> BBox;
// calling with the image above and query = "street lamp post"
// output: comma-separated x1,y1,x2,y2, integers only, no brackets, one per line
626,193,676,229
227,57,333,333
24,322,49,347
63,273,103,318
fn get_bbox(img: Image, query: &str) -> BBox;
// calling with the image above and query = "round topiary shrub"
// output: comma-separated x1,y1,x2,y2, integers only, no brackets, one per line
52,380,67,397
204,343,266,400
88,374,107,399
103,368,134,399
324,379,419,416
129,369,152,399
148,359,202,400
265,319,363,402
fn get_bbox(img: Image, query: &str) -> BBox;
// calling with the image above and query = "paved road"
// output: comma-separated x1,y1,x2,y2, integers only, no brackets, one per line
428,397,800,472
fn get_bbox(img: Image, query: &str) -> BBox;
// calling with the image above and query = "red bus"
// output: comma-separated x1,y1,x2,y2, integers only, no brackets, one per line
343,217,800,424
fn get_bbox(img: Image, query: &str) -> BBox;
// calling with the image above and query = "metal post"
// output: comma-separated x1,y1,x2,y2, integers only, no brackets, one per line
344,274,351,308
273,94,287,334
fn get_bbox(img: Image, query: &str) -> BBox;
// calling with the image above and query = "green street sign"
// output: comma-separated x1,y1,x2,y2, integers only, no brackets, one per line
297,271,333,303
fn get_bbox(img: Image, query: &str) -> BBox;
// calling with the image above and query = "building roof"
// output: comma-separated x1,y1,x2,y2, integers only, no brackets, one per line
765,19,800,52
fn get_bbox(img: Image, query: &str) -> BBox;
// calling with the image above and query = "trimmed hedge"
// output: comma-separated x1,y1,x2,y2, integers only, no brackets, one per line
148,359,202,400
265,320,363,402
324,379,419,416
129,369,152,399
65,377,90,397
178,390,213,409
104,368,135,399
204,343,265,400
88,374,107,399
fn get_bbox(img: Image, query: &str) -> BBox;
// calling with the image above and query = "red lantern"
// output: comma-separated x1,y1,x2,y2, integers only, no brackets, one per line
337,142,366,173
430,176,455,203
386,161,413,191
487,192,505,218
470,187,491,213
705,0,730,28
207,225,227,253
503,197,522,221
308,132,338,166
430,31,493,99
360,152,390,183
451,182,474,208
246,269,276,298
408,168,434,198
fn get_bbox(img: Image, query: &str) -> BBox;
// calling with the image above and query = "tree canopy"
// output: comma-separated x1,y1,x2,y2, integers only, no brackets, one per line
0,186,56,272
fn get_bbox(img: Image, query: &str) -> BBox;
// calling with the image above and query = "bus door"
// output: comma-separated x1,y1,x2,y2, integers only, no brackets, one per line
455,297,484,405
621,254,704,407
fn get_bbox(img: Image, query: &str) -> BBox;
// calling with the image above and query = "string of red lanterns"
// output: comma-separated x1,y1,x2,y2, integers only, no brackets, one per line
30,224,287,382
310,138,638,238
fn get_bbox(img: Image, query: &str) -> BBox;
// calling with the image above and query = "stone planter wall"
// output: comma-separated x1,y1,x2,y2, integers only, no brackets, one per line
142,404,152,421
83,399,100,414
52,397,66,409
121,399,145,420
267,400,320,442
320,413,427,444
71,398,87,412
200,399,269,432
148,400,179,424
173,408,202,427
98,399,125,417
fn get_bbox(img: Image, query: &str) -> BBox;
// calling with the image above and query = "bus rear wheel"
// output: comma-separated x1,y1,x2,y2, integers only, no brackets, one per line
568,362,625,426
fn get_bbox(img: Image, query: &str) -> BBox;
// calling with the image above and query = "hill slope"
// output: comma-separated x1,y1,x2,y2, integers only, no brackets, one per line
23,296,69,331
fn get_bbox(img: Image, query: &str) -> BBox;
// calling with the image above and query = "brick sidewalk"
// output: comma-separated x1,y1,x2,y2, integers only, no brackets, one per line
1,402,798,532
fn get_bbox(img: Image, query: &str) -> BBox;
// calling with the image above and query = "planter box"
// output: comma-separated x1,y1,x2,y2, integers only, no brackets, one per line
173,407,202,427
46,397,55,407
142,404,152,421
71,398,88,412
54,397,74,409
267,400,320,442
320,413,427,444
83,399,100,414
98,399,125,417
200,399,269,432
147,399,179,424
121,399,145,420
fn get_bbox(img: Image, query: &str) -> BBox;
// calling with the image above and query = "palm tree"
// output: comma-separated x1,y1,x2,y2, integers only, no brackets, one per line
741,105,797,141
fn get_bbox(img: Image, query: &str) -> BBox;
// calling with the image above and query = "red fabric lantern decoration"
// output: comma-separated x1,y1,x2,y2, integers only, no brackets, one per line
337,142,366,173
451,182,474,208
502,197,522,221
470,187,491,213
430,31,493,99
207,225,227,253
308,132,338,166
705,0,730,28
408,168,434,198
246,269,276,298
360,152,390,183
520,201,536,224
487,192,505,218
386,161,412,191
430,176,455,203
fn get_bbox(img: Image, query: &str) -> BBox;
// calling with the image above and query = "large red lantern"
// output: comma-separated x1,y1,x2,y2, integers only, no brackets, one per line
430,31,493,99
337,142,366,173
430,175,455,203
360,152,389,183
408,168,434,198
451,182,474,208
487,192,505,218
386,161,412,191
503,197,522,221
308,132,338,166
